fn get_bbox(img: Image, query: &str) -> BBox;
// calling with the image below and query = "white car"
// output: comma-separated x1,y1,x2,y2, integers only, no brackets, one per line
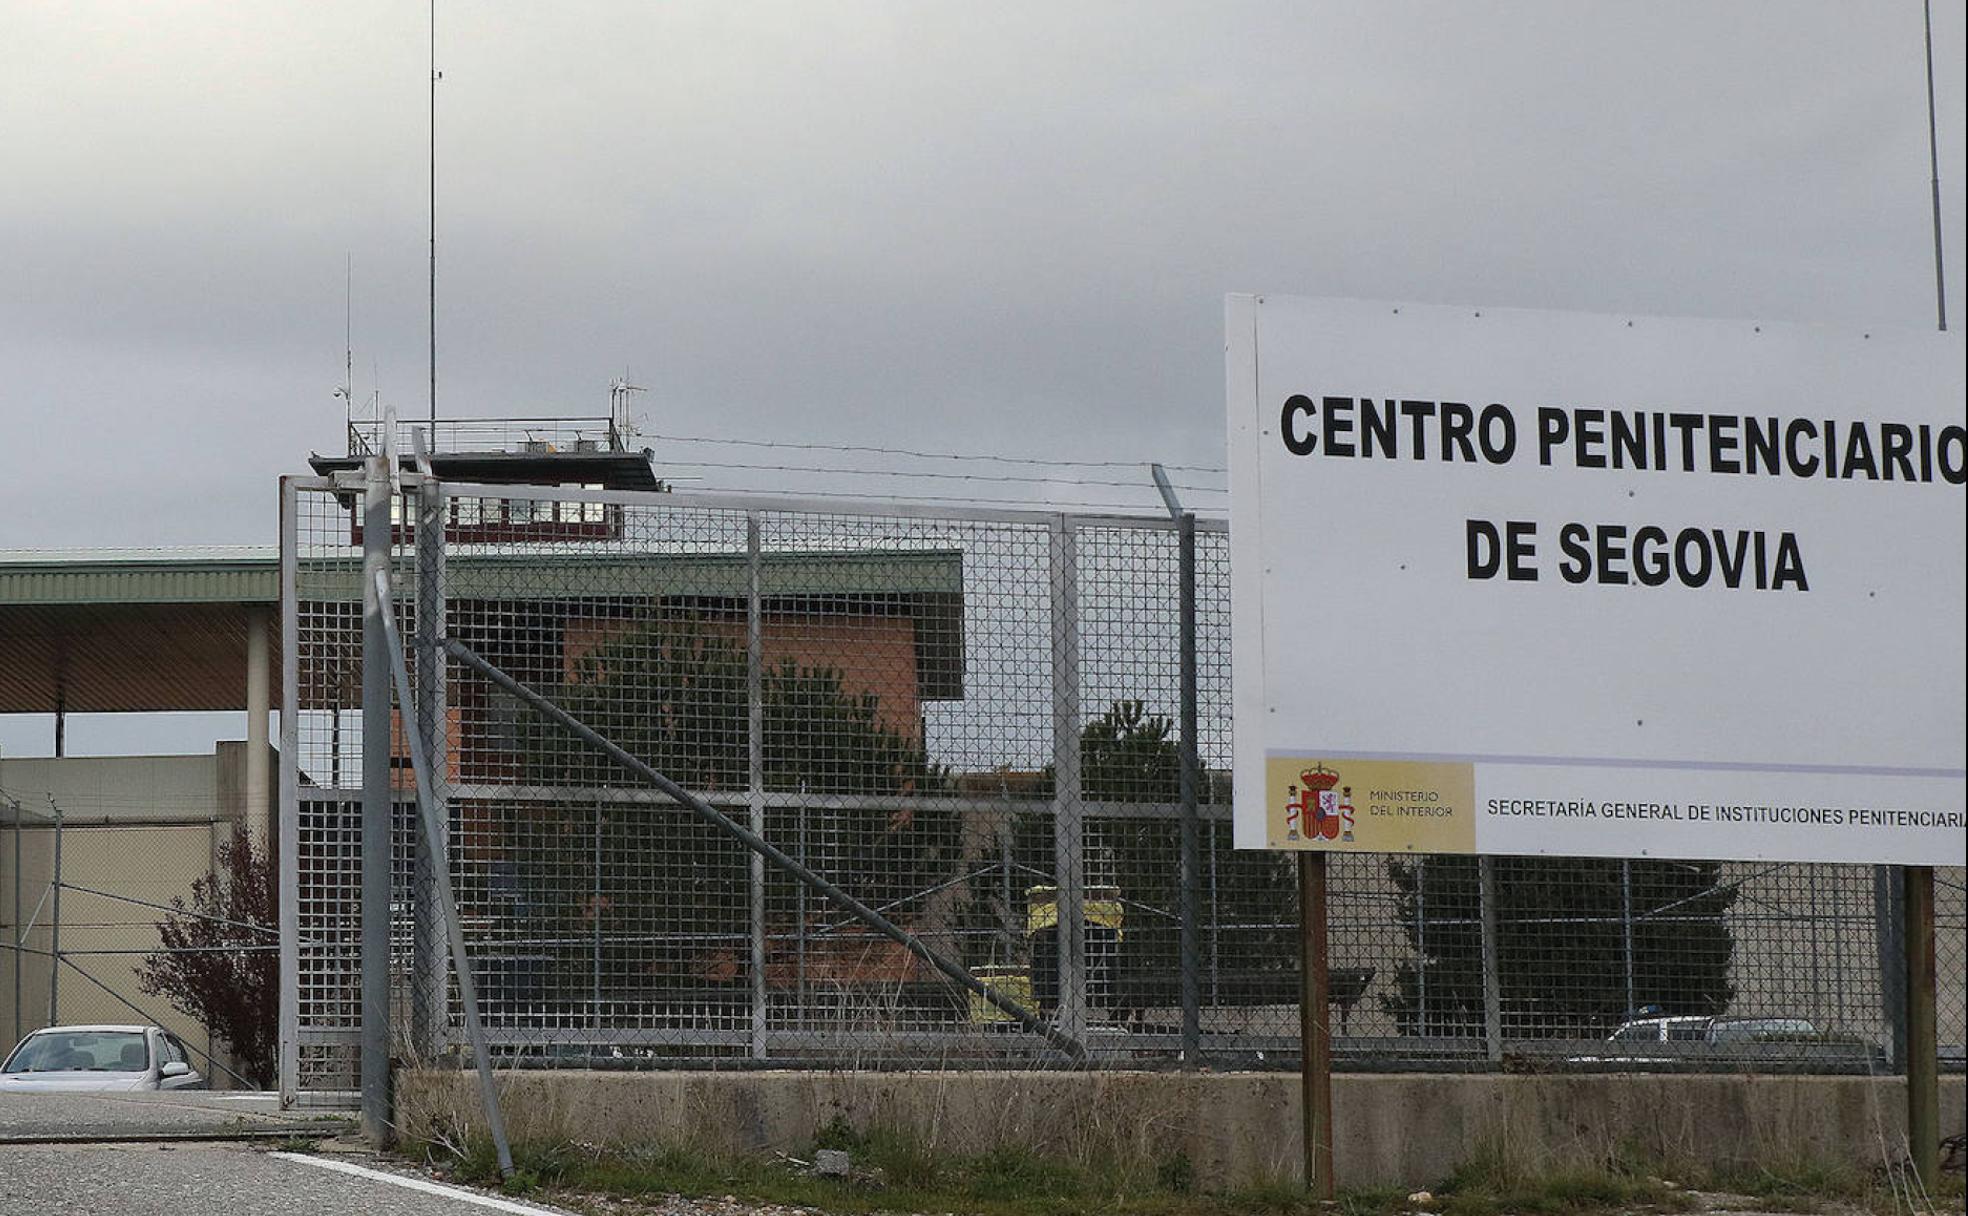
0,1024,205,1092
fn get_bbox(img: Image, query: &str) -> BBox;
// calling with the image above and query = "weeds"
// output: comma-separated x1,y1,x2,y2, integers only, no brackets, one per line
410,1126,1948,1216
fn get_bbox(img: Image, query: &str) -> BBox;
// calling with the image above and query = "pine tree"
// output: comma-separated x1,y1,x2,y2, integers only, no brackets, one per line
1383,855,1736,1038
506,610,957,1008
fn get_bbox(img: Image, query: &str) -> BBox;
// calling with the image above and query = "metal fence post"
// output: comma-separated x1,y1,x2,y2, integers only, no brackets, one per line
1176,512,1202,1065
277,477,300,1107
1049,515,1086,1048
1479,856,1502,1063
747,512,768,1060
11,798,21,1045
47,798,60,1026
1414,857,1426,1035
1153,464,1203,1065
1904,864,1938,1190
1621,860,1636,1017
412,467,450,1061
360,453,393,1144
1872,864,1907,1071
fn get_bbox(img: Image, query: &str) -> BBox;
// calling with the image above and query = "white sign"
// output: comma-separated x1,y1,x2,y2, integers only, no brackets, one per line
1227,295,1966,864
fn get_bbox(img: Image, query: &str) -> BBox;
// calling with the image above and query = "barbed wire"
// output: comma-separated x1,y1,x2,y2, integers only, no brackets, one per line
685,482,1222,513
654,457,1224,493
639,430,1227,475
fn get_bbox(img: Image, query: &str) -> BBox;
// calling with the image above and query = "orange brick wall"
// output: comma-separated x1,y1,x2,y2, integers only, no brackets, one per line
562,612,924,741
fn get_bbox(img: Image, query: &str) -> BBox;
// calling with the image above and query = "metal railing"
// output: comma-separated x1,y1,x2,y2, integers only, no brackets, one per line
347,415,629,459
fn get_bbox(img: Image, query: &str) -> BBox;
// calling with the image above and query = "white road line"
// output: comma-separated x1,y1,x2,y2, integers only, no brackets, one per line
268,1152,570,1214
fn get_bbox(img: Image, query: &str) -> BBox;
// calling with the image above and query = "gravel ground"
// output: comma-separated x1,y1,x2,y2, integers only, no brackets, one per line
0,1142,574,1215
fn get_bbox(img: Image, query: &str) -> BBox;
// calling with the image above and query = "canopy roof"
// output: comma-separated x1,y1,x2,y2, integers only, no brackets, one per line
0,546,964,714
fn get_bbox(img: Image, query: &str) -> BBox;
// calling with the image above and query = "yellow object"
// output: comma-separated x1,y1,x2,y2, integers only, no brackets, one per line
968,965,1035,1024
1024,885,1124,937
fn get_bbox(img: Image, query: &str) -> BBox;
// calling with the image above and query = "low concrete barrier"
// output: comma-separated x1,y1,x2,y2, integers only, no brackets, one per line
398,1068,1966,1189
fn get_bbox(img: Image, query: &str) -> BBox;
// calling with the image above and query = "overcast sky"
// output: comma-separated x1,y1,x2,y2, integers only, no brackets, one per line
1,1,1962,755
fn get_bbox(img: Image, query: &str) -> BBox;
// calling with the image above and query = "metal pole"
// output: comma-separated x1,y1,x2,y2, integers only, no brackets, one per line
429,0,439,427
1873,865,1908,1072
1621,860,1636,1017
1176,514,1201,1064
1152,464,1203,1064
592,807,603,1043
412,455,449,1061
1904,865,1938,1190
1208,828,1220,1005
586,806,602,1038
277,476,302,1107
1479,856,1502,1063
360,454,393,1145
1415,857,1426,1035
47,799,60,1026
11,799,21,1043
372,573,511,1179
1298,852,1334,1199
1923,0,1947,334
746,513,768,1060
444,638,1086,1061
796,782,808,1031
1049,515,1087,1047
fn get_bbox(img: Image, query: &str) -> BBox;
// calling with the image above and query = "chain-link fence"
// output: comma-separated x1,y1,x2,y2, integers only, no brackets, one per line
277,474,1966,1107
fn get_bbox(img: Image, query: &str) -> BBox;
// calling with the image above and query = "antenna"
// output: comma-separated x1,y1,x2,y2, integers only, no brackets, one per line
608,373,646,445
429,0,441,427
335,255,355,446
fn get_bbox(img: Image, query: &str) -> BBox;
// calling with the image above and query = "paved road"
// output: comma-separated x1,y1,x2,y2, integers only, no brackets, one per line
0,1142,579,1215
0,1090,349,1142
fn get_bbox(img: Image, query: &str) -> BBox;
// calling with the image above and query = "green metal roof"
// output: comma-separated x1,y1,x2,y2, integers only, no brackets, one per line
0,548,278,606
0,547,963,606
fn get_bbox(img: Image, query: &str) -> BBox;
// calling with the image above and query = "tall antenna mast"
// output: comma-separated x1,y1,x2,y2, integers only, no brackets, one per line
1922,0,1947,332
429,0,441,427
336,254,356,447
344,254,354,408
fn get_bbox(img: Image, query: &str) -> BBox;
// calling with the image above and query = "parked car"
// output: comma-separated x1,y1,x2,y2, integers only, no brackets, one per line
1611,1014,1819,1045
0,1024,205,1092
1569,1014,1882,1068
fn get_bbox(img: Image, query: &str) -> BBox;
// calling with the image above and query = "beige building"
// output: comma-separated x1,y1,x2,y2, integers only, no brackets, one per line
2,745,274,1085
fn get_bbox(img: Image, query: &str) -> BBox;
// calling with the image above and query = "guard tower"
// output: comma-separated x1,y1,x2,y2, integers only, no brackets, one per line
308,387,667,544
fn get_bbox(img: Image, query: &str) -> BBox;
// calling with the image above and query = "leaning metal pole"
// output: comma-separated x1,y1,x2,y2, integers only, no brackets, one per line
374,571,513,1180
443,637,1088,1063
360,454,393,1145
411,439,450,1062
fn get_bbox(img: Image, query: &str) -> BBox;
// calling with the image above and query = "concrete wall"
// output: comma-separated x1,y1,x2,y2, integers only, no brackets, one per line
399,1068,1966,1189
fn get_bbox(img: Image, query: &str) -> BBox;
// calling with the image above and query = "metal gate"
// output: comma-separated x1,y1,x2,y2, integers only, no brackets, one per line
278,470,1965,1111
277,471,1242,1107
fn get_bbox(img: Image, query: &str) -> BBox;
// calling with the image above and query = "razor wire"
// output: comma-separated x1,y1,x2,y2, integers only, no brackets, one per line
274,475,1966,1108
